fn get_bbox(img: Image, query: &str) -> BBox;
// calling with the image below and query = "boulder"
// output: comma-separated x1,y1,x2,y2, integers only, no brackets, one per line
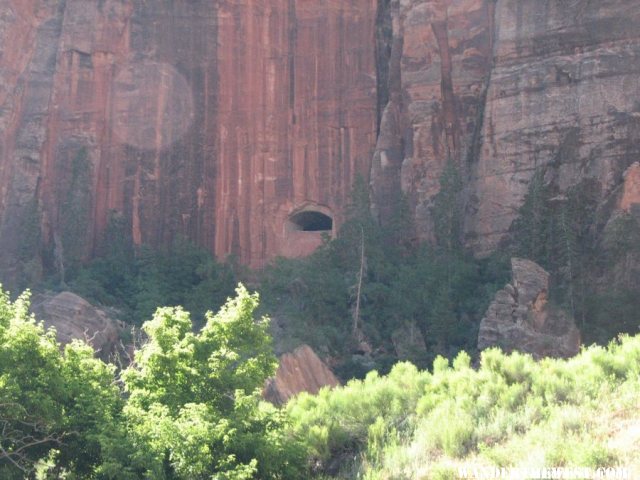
30,291,126,362
478,258,581,359
264,344,340,405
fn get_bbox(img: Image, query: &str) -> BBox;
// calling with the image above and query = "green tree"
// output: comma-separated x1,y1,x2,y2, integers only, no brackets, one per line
511,168,552,266
122,284,305,479
432,160,463,253
0,287,122,478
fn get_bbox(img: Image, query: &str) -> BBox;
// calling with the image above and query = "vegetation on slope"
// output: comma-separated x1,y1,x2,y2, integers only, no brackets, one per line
258,173,508,376
5,162,640,478
1,285,639,478
64,213,238,329
0,286,304,479
46,164,640,379
288,337,640,478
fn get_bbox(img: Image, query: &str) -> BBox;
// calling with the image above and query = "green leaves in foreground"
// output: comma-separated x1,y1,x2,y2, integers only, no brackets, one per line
287,336,640,478
0,284,305,479
122,285,304,479
0,288,121,478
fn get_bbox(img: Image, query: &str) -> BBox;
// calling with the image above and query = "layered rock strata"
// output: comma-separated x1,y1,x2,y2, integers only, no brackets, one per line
465,0,640,254
2,0,640,280
371,0,640,255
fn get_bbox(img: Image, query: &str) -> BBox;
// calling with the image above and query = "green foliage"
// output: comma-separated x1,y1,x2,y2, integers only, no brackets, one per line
260,174,506,373
58,147,93,277
432,159,463,253
287,362,430,473
0,287,122,478
0,284,307,479
288,335,640,478
511,169,552,265
509,171,640,342
121,284,305,479
2,281,640,479
15,198,43,291
68,215,237,327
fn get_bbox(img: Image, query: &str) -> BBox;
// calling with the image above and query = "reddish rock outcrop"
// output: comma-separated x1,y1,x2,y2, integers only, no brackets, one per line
30,291,125,361
478,258,581,359
0,0,377,286
263,344,340,405
619,162,640,213
371,0,493,236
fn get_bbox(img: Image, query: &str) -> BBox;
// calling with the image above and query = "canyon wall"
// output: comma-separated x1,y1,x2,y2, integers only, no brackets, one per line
0,0,377,286
371,0,640,252
2,0,640,285
371,0,494,239
466,0,640,255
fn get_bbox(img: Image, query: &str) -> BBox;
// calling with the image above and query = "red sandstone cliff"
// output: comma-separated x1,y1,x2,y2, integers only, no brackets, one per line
0,0,377,285
2,0,640,282
371,0,494,239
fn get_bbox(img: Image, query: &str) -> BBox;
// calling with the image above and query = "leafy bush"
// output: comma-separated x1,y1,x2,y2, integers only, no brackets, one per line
0,288,122,478
259,174,506,374
0,284,307,479
120,284,305,479
288,335,640,478
67,215,237,327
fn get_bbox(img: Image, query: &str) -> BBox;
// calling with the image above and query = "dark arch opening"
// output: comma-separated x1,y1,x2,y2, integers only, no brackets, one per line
289,210,333,232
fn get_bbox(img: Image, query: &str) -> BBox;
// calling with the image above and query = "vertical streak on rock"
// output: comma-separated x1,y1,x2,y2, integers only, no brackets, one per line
288,0,296,118
431,20,459,163
0,0,68,284
374,0,392,136
39,0,68,250
371,0,493,242
91,5,133,255
488,0,496,55
153,69,167,185
464,0,497,169
0,0,377,278
214,0,377,267
132,162,141,246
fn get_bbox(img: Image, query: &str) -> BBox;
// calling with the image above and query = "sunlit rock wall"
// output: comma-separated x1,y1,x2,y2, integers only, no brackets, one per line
0,0,377,285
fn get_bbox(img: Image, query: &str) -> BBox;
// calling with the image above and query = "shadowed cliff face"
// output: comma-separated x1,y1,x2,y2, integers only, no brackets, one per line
466,0,640,255
370,0,640,254
0,0,377,284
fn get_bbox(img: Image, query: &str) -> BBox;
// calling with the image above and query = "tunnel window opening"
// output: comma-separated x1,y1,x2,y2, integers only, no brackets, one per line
289,210,333,232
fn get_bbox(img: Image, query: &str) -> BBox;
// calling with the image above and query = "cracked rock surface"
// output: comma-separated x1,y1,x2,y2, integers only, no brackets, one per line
478,258,581,359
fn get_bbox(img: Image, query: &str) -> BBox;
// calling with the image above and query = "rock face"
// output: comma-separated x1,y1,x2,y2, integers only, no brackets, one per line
0,0,377,286
619,162,640,213
371,0,640,254
478,258,581,359
2,0,640,282
30,291,125,361
263,344,340,405
465,0,640,255
371,0,494,237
